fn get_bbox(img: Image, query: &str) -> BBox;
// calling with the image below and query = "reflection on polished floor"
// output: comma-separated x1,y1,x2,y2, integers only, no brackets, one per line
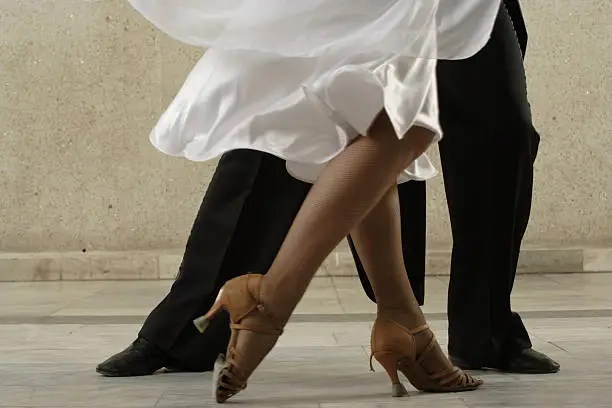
1,273,612,407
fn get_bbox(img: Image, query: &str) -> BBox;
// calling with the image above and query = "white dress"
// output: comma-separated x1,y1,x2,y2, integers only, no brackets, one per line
129,0,501,183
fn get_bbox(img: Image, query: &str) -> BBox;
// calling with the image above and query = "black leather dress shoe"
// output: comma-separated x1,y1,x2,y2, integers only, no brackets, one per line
96,337,178,377
451,348,560,374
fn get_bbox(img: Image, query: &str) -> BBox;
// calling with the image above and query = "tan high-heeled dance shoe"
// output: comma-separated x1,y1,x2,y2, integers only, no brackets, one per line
193,274,284,404
370,315,483,396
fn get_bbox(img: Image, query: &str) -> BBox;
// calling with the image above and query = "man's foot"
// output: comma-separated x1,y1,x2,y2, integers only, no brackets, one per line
96,337,187,377
451,348,560,374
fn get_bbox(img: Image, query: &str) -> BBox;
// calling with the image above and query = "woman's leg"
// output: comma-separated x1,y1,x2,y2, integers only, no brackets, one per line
350,186,423,323
349,180,427,305
211,113,435,396
259,114,434,321
350,186,473,384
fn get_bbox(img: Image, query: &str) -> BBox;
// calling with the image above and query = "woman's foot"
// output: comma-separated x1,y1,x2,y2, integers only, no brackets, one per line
370,312,483,396
194,274,284,403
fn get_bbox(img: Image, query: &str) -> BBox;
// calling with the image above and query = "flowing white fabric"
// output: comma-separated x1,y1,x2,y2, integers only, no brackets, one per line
129,0,500,60
128,1,501,182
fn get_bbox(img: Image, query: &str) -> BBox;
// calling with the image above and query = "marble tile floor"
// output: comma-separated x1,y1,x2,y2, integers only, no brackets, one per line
1,273,612,407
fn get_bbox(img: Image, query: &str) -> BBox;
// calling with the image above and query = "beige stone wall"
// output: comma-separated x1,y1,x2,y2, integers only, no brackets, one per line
1,1,611,278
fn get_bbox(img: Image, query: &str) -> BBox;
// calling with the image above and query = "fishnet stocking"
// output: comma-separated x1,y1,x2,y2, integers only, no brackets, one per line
350,186,455,376
259,113,434,322
229,113,434,381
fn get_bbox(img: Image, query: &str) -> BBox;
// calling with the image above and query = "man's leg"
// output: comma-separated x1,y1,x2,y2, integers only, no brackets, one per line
97,150,310,375
436,4,558,373
502,128,541,357
163,154,310,369
504,3,537,349
351,181,427,305
139,151,269,355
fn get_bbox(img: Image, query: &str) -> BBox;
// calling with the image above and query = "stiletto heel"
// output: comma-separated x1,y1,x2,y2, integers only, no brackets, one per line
193,290,226,333
371,316,483,394
370,351,409,397
194,274,284,404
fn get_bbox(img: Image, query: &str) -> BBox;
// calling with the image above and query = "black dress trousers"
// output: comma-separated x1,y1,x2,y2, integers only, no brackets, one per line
437,3,537,364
